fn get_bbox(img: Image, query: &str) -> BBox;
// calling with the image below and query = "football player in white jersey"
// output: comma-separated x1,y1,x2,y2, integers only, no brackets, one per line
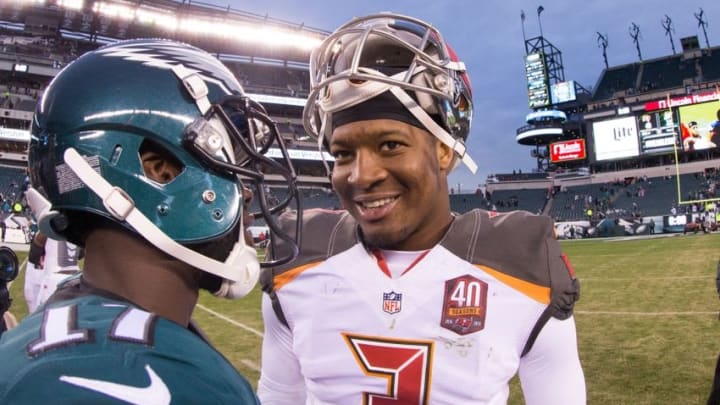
258,13,586,404
23,231,47,313
0,39,301,404
35,236,83,309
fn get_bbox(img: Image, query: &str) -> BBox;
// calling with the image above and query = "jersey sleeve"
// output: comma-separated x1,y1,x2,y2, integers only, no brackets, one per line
518,316,586,405
257,293,307,404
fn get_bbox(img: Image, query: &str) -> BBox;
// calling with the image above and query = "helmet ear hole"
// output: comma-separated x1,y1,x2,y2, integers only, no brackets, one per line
139,139,185,184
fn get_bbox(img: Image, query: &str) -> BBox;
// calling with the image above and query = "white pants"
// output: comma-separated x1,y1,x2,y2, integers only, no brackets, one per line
23,262,45,314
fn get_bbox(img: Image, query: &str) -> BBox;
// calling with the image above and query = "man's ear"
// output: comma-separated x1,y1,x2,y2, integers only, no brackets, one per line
436,140,456,172
140,141,183,184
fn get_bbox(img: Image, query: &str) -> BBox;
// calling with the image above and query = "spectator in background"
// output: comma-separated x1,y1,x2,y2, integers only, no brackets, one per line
0,209,5,242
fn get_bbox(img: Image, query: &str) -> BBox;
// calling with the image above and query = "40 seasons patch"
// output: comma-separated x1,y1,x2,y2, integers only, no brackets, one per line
383,291,403,314
441,275,488,335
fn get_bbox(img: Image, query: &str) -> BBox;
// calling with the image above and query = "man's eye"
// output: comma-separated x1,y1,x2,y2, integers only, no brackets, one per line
331,150,350,160
381,141,402,151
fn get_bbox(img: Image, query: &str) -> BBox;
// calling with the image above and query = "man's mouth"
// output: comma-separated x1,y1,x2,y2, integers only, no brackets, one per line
359,197,398,209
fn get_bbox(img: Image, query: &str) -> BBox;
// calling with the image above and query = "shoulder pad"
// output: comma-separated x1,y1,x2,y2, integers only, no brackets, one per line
442,209,579,319
260,209,357,292
260,209,358,329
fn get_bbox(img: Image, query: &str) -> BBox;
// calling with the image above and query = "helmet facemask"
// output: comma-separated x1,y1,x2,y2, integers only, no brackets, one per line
303,13,476,174
183,95,301,269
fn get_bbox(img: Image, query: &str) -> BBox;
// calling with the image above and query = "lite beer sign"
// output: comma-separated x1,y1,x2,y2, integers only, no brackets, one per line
550,139,586,162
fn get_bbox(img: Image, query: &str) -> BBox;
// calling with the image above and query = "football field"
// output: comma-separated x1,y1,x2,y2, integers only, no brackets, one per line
7,233,720,404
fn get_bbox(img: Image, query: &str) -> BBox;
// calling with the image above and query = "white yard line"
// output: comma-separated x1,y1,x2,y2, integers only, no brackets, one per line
195,303,264,338
576,310,718,316
240,359,261,372
580,275,710,281
6,258,28,291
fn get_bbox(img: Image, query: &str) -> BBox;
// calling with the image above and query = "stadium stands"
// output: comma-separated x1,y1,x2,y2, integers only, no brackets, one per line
592,63,641,102
487,188,548,214
699,51,720,82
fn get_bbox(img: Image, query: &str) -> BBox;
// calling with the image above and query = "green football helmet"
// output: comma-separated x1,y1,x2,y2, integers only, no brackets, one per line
26,39,300,299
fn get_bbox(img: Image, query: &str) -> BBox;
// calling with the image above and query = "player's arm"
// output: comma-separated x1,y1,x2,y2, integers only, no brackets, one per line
257,293,307,404
518,315,586,405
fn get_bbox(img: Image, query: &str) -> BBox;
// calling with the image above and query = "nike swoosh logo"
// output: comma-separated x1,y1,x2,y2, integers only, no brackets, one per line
59,364,171,405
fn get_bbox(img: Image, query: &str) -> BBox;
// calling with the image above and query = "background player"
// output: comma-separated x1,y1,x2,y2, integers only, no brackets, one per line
0,38,300,403
259,13,585,404
34,235,83,309
22,230,46,313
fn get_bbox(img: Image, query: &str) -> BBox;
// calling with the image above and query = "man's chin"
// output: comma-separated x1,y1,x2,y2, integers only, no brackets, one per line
361,227,405,250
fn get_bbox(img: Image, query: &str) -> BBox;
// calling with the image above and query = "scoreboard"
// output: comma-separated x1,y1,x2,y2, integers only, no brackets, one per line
525,52,550,108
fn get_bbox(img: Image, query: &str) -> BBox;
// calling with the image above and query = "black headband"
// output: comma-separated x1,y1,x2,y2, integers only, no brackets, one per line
332,91,426,131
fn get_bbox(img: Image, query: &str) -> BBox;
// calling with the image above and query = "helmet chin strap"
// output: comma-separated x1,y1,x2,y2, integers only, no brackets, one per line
37,147,260,299
387,85,477,174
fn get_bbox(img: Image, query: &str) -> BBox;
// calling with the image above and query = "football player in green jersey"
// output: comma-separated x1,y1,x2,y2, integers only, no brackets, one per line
0,38,300,404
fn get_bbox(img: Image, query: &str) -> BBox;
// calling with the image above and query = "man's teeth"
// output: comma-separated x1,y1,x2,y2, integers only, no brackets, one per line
362,197,396,209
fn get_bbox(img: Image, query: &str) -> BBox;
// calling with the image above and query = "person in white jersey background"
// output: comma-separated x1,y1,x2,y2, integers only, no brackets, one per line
35,234,83,309
23,230,47,313
258,13,586,405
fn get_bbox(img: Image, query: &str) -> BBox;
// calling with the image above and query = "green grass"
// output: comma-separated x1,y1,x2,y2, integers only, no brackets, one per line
7,234,720,404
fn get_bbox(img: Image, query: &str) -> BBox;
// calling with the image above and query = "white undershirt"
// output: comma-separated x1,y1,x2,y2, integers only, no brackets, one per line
379,249,425,279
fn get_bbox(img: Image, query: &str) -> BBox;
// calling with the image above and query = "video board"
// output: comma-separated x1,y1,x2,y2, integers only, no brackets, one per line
677,101,720,151
550,139,586,163
637,110,679,155
525,52,550,108
550,80,576,105
592,116,639,161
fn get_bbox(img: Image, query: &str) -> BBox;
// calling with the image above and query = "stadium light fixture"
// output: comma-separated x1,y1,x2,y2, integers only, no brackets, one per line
57,0,83,10
179,17,321,51
135,8,178,31
92,1,136,20
89,1,322,51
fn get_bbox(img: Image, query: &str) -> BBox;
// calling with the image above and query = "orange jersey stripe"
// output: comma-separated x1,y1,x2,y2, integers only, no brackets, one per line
475,265,551,304
273,262,322,291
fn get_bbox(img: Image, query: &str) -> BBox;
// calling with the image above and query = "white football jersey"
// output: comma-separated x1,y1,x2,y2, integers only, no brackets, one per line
259,209,585,405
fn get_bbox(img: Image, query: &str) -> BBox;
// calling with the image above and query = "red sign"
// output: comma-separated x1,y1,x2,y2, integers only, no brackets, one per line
550,139,587,162
644,90,720,111
440,275,488,335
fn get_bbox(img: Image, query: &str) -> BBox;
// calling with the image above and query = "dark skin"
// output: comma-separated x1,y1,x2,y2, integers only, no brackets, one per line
330,119,455,251
81,147,254,326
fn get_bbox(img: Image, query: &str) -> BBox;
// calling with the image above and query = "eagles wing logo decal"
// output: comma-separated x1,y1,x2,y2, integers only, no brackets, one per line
96,42,237,95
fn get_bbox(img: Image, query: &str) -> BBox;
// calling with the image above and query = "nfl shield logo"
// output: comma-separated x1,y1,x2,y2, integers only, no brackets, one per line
382,291,402,314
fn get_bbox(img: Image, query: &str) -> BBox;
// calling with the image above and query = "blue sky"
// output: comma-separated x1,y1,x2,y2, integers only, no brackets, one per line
223,0,720,191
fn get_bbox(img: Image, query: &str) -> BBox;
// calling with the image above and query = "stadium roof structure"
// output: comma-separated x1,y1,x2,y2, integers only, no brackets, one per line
0,0,329,64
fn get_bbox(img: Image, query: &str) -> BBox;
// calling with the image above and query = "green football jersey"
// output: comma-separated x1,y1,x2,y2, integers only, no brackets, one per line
0,281,259,404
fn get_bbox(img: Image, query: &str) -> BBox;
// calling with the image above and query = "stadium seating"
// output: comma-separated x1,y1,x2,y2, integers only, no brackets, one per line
487,189,548,214
592,63,640,101
637,55,692,93
449,193,492,214
699,52,720,81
